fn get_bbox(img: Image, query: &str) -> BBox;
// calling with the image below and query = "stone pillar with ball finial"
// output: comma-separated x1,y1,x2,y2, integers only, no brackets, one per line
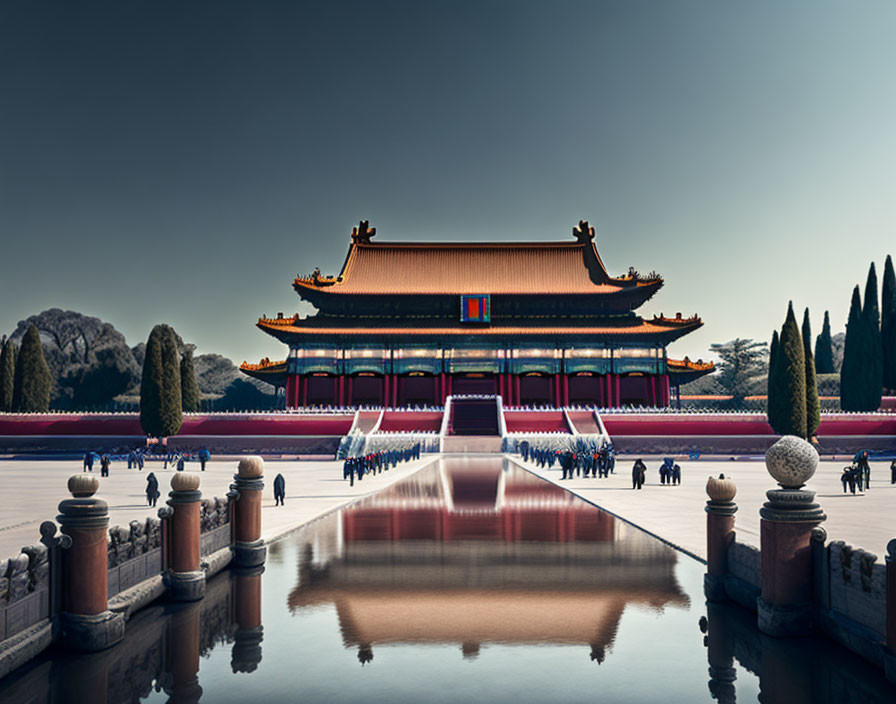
230,456,267,568
758,435,826,637
56,474,125,651
163,471,205,601
704,473,738,602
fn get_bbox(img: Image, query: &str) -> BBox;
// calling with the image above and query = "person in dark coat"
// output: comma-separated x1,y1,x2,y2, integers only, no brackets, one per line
199,448,210,471
273,473,286,506
83,452,93,472
100,454,111,477
146,473,160,507
890,459,896,485
671,463,681,485
632,459,646,490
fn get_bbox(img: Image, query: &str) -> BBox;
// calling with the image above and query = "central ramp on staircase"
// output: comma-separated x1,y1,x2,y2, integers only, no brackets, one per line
441,395,504,453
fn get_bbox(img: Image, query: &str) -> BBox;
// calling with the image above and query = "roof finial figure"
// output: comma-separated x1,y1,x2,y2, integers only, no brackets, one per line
573,220,595,242
351,220,376,243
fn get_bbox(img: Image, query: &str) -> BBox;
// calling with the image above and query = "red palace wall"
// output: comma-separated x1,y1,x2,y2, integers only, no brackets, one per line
0,413,355,437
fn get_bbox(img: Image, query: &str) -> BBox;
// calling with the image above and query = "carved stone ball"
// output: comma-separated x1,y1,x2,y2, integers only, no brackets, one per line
238,456,264,478
765,435,818,489
706,474,737,502
171,472,200,492
68,474,99,498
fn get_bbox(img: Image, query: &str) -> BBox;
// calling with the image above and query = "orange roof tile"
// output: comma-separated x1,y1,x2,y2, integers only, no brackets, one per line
293,225,662,296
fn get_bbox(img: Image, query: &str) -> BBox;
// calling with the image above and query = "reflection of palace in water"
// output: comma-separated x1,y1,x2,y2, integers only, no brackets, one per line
289,458,689,663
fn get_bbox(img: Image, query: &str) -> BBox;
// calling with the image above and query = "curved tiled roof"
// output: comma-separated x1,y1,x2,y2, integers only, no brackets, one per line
293,236,662,296
256,315,702,339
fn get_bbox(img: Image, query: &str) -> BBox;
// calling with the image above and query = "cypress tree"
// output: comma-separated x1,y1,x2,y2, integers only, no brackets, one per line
180,349,201,413
814,311,835,374
0,340,15,412
140,327,165,437
767,330,780,432
881,255,896,392
862,263,883,410
778,303,807,438
159,325,183,437
802,308,820,438
140,324,183,437
840,286,863,411
11,324,52,412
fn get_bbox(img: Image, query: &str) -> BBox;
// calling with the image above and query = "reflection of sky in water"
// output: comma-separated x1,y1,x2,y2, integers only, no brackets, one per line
1,456,893,703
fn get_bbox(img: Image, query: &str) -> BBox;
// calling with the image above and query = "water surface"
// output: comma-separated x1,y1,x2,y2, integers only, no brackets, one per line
2,456,893,703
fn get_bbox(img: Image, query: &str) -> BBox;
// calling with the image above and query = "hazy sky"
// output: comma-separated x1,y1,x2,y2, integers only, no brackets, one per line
2,1,895,365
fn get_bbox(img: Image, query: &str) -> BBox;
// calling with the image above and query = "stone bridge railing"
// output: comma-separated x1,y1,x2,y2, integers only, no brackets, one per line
0,457,267,681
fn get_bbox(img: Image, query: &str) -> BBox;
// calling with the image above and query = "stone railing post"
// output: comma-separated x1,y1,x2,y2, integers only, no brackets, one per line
164,473,205,601
56,475,125,651
231,566,265,673
230,457,266,568
757,436,826,637
886,538,896,683
704,474,737,602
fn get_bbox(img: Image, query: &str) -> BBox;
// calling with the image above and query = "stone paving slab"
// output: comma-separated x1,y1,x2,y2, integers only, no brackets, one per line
0,456,438,559
516,456,896,561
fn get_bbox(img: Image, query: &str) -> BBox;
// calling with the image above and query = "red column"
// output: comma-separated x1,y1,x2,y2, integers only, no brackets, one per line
338,375,345,407
285,375,296,409
301,376,308,407
383,374,390,407
663,374,671,407
347,376,354,406
447,375,453,397
553,374,560,407
562,375,570,407
648,376,657,406
498,373,505,400
392,375,399,405
514,375,521,404
615,375,621,407
439,372,446,404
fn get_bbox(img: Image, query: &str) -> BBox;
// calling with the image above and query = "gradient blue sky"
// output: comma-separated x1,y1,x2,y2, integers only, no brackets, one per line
2,1,895,365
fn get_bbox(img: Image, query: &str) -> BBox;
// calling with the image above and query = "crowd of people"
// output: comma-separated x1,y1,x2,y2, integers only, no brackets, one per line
82,447,212,476
838,450,896,494
520,439,618,480
342,442,422,486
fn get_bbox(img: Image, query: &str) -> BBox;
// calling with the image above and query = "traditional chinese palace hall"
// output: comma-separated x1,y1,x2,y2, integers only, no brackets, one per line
241,221,712,408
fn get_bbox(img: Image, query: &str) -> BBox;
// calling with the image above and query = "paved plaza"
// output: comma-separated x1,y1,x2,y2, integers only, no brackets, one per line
519,456,896,561
0,454,893,563
0,455,438,558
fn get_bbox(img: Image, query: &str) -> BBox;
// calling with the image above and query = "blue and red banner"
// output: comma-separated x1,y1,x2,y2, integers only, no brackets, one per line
460,294,490,322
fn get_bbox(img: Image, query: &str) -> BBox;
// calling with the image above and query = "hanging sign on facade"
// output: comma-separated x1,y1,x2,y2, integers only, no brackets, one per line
460,294,490,323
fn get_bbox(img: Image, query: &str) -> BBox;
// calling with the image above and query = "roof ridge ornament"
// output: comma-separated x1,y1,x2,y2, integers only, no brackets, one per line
351,220,376,244
573,220,595,243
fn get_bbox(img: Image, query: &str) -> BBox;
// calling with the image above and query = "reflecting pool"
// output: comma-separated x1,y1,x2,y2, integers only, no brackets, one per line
1,456,894,703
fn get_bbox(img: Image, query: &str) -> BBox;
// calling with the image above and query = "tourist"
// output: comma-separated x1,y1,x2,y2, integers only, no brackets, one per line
83,451,94,472
100,454,111,477
127,450,137,469
146,472,160,507
631,459,646,490
891,459,896,485
274,473,286,506
853,450,870,490
199,447,210,471
841,465,858,495
671,462,681,485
